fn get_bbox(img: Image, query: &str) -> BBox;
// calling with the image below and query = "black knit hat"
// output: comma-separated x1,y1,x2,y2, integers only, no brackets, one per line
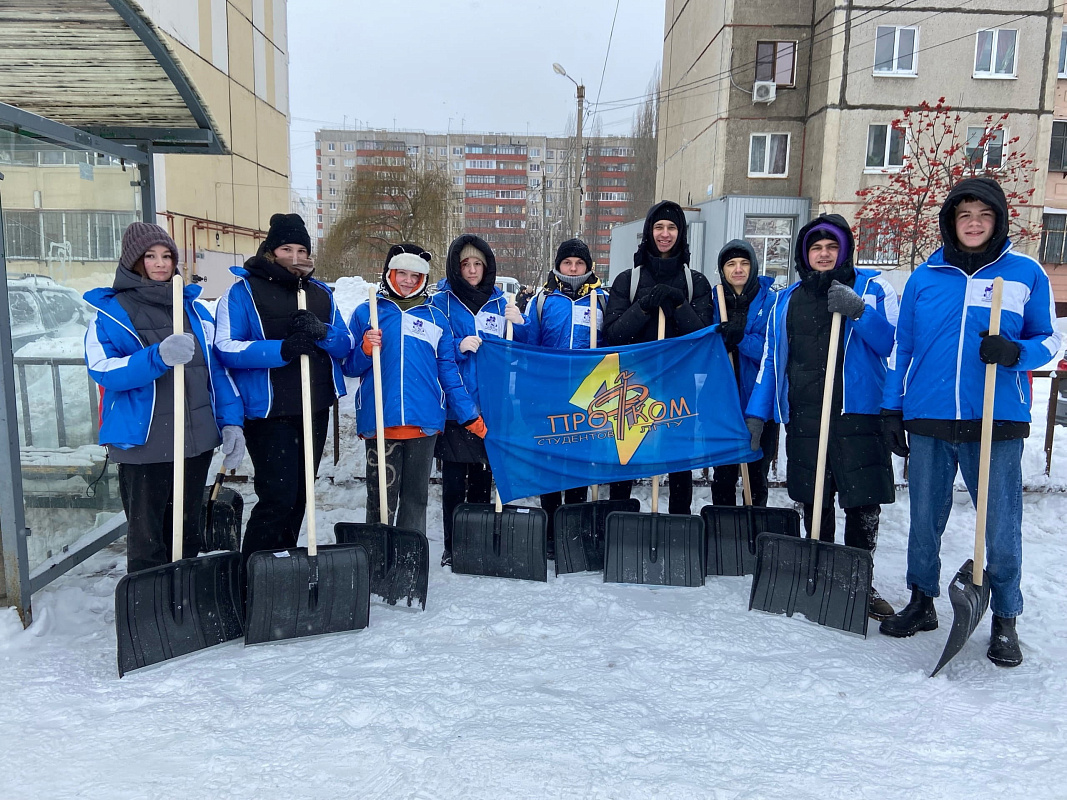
554,238,593,273
262,213,312,255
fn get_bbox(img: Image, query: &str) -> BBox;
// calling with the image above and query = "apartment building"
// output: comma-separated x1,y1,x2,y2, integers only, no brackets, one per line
315,128,637,281
656,0,1059,290
1040,30,1067,311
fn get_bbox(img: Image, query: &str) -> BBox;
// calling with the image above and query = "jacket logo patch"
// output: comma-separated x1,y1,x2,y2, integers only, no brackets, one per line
571,305,603,328
476,311,504,337
402,314,443,349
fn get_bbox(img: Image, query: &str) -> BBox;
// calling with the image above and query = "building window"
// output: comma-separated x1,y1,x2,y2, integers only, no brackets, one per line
974,29,1017,78
865,124,906,170
329,202,337,211
343,142,355,151
547,149,555,159
1060,30,1067,78
856,220,899,265
531,147,541,157
1052,122,1067,171
452,147,462,155
743,217,793,282
755,41,797,86
748,133,790,177
452,177,463,185
546,164,555,174
529,163,541,172
874,26,918,75
326,143,335,151
328,187,337,196
1042,214,1067,263
328,172,336,181
966,127,1005,169
327,158,336,166
343,158,354,167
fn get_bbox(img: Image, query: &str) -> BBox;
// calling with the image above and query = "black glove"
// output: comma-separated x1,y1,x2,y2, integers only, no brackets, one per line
289,309,327,341
745,417,764,451
719,317,746,349
880,409,909,457
280,332,319,361
827,280,866,320
646,284,684,312
979,331,1020,367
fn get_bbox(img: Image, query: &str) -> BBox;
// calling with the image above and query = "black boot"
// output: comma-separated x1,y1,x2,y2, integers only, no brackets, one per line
879,585,937,637
987,615,1023,667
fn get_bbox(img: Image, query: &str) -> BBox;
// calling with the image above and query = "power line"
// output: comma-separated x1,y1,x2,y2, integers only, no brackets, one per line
588,0,622,132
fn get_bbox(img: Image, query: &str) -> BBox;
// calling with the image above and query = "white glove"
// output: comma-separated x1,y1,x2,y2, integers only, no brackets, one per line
221,425,245,470
504,303,524,324
159,333,195,367
459,335,482,354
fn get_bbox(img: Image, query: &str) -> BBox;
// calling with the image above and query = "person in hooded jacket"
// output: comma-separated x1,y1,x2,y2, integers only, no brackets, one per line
523,238,609,553
213,213,353,564
429,234,526,566
878,178,1060,667
709,239,778,507
603,200,714,514
745,214,898,620
345,244,482,537
84,222,245,574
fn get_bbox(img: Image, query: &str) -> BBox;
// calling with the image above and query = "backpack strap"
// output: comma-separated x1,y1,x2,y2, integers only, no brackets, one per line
629,264,693,304
684,265,693,301
535,290,547,323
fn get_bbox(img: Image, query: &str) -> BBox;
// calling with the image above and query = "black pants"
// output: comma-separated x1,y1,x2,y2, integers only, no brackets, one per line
118,450,213,574
242,409,329,562
365,435,438,536
802,502,881,551
441,460,493,551
711,421,779,507
540,487,589,539
608,471,693,515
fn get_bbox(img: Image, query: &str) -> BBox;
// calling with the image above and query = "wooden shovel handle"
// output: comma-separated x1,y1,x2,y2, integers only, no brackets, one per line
974,277,1004,586
494,319,514,514
171,274,185,563
589,291,599,501
368,290,389,525
716,284,753,506
811,312,843,542
651,308,666,514
297,288,317,555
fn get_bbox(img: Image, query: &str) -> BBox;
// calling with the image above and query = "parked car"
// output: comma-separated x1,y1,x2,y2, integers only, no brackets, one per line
7,274,94,354
496,276,520,303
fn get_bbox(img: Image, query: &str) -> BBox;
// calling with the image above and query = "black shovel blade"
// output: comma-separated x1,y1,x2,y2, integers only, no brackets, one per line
244,544,370,645
701,505,801,577
452,503,548,582
115,551,244,678
334,522,429,609
930,558,991,677
199,484,243,553
603,511,705,587
554,499,641,575
749,533,872,636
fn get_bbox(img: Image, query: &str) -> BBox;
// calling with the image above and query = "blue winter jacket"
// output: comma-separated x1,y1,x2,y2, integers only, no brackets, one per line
883,241,1061,422
429,284,528,419
711,275,776,410
83,284,243,450
746,269,898,423
213,267,352,419
522,287,609,350
344,294,477,437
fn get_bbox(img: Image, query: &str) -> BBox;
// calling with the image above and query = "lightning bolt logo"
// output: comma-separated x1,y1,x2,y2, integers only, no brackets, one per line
569,352,661,465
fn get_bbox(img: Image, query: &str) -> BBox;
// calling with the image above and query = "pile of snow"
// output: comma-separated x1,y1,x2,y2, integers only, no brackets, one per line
332,275,371,321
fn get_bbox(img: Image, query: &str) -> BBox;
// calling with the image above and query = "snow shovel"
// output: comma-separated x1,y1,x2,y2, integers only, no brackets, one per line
244,287,370,644
199,467,243,553
930,278,1002,677
116,274,243,677
334,289,429,609
556,290,641,575
702,284,800,577
452,319,549,582
603,308,705,588
749,312,872,636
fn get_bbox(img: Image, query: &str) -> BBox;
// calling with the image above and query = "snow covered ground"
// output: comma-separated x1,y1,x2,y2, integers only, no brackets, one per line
2,332,1066,798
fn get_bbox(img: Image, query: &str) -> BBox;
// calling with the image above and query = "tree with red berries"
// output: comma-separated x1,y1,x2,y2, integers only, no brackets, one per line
854,98,1039,271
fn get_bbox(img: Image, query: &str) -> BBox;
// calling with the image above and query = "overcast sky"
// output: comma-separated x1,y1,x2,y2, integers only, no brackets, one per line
286,0,666,196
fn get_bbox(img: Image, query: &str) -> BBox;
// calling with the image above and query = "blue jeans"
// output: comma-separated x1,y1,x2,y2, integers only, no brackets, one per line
906,434,1024,618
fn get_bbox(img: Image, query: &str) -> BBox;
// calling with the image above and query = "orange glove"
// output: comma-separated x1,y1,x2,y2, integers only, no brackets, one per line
463,416,487,439
361,329,382,356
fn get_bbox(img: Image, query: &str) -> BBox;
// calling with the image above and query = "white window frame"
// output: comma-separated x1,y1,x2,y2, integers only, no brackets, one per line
965,126,1006,170
973,29,1018,79
326,143,335,151
1059,29,1067,78
855,220,899,266
343,142,355,152
864,124,907,172
748,133,790,178
873,26,919,76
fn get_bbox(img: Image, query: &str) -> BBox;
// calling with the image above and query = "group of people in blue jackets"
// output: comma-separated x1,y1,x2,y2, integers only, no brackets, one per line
86,177,1058,669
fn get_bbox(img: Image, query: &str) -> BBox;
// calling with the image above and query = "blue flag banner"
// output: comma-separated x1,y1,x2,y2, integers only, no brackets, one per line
475,326,759,504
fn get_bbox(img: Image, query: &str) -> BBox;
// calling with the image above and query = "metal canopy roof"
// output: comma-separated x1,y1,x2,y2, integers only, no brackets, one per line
0,0,223,153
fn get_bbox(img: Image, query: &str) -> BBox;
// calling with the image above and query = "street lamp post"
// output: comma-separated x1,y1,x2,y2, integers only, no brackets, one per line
553,63,584,239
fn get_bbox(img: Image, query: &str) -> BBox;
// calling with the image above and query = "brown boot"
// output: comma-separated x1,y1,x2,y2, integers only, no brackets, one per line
868,587,895,621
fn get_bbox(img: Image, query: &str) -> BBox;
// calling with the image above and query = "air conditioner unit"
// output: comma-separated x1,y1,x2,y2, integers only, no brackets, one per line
752,81,777,104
